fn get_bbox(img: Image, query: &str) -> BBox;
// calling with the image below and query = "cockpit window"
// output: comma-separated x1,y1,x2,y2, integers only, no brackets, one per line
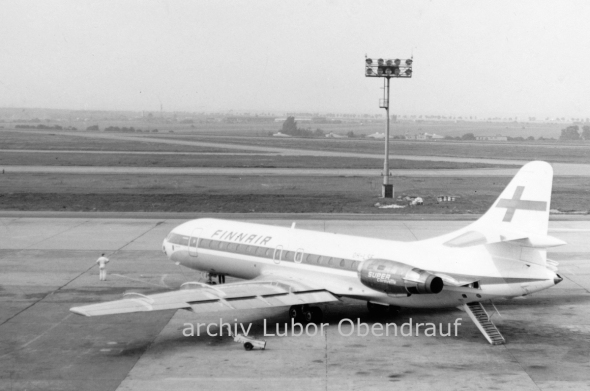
168,233,189,246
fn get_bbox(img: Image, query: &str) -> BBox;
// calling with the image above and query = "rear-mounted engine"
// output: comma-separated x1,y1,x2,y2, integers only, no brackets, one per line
358,259,444,295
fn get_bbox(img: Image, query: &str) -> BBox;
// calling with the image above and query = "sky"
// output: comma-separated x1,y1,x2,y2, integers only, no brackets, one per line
1,0,589,117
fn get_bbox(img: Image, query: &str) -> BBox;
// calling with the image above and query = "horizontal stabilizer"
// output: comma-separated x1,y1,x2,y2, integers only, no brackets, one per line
444,228,566,249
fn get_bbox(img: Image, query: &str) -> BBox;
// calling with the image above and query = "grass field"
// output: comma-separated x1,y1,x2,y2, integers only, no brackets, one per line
0,151,509,169
1,173,587,214
3,129,589,164
1,127,587,214
24,118,567,138
0,131,249,153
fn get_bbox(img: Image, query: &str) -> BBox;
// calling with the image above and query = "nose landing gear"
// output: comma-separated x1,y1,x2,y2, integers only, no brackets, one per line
205,273,226,285
205,273,217,285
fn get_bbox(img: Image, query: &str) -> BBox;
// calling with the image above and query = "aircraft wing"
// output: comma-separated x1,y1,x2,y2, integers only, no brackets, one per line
70,278,339,317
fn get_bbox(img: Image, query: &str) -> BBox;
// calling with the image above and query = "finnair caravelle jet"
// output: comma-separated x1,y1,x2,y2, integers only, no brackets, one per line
71,161,565,345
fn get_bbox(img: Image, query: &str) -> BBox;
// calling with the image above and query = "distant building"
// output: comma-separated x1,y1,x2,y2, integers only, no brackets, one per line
325,132,347,138
476,135,508,141
272,132,292,137
274,117,312,123
224,116,275,123
366,132,386,139
414,132,445,140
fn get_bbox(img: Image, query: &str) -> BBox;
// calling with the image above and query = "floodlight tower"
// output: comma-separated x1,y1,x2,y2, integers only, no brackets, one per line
365,56,413,198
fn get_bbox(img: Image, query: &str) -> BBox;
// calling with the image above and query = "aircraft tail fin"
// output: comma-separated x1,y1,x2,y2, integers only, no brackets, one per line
439,161,565,256
475,160,553,236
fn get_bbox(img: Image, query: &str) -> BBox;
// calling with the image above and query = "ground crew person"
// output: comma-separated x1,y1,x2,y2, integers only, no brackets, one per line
96,253,110,281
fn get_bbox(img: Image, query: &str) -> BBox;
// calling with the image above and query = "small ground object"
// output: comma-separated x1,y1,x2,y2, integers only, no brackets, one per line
232,333,266,351
437,195,457,202
410,197,423,206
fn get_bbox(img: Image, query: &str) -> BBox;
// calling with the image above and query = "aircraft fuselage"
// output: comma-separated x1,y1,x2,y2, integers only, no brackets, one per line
162,218,559,309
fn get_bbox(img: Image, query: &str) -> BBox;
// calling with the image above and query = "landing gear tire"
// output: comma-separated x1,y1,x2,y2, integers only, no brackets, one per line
289,305,305,323
244,342,253,351
206,273,217,285
389,305,401,315
367,301,390,314
303,307,323,323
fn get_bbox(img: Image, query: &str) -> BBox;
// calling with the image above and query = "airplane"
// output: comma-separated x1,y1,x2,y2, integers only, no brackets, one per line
70,161,566,345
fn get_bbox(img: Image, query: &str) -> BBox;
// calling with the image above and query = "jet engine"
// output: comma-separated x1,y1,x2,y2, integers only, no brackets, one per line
358,259,443,295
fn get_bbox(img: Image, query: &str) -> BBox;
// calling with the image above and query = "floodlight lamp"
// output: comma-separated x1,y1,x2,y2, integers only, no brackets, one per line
366,68,373,75
366,58,373,65
377,58,384,65
405,68,412,76
405,59,413,66
394,67,400,76
394,59,401,66
385,68,392,75
386,59,393,65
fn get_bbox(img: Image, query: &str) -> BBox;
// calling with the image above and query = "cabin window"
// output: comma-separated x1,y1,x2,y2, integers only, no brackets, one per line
309,254,320,263
340,259,346,267
327,257,334,266
255,247,266,256
284,251,294,261
237,244,248,254
218,242,227,250
247,246,256,254
265,248,273,257
351,261,358,270
227,243,237,252
200,239,210,248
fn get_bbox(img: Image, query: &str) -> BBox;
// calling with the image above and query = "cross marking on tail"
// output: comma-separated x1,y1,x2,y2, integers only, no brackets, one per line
496,186,547,222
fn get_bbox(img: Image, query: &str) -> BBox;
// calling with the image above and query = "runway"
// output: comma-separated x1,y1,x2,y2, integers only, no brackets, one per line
5,130,590,175
1,215,589,390
3,164,589,177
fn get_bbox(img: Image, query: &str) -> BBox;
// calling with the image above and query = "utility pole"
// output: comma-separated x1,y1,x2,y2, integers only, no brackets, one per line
365,57,413,198
382,76,392,197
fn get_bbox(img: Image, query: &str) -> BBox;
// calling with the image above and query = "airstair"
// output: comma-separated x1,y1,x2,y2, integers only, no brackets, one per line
464,302,505,345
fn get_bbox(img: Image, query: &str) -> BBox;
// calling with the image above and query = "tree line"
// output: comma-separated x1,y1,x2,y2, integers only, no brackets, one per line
559,125,590,141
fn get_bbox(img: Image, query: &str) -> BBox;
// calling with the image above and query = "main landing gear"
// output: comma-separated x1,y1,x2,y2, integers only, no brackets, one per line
289,305,323,324
367,301,401,315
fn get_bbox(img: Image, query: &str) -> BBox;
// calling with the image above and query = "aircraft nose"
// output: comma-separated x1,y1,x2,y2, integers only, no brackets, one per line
554,273,563,285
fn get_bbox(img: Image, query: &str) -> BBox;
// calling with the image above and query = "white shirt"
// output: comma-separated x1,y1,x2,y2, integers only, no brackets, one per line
96,256,109,269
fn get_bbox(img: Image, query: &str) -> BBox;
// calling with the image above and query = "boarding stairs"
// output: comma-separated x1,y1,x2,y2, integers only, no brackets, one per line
464,302,505,345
